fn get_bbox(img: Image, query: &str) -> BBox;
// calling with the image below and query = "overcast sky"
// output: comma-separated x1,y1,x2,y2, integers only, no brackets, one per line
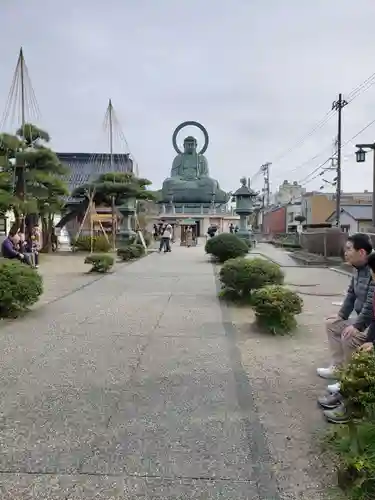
1,0,375,195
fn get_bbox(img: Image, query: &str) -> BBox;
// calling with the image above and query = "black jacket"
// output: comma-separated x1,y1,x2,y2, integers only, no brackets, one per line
365,289,375,344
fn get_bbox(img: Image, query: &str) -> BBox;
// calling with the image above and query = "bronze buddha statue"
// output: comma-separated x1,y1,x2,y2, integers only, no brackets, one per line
161,121,228,204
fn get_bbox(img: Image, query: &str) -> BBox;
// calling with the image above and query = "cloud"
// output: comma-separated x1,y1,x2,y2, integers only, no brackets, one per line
1,0,375,193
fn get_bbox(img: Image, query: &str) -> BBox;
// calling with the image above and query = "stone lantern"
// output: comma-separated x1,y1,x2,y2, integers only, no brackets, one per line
233,177,257,242
117,197,136,245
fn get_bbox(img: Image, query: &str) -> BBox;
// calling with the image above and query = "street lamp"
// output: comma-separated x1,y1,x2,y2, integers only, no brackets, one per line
355,142,375,226
355,147,366,163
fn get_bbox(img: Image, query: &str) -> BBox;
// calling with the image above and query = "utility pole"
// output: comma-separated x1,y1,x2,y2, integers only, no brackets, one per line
259,162,271,232
332,93,348,227
261,162,271,207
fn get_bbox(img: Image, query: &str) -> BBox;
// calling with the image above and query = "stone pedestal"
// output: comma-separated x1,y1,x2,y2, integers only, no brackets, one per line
117,198,136,246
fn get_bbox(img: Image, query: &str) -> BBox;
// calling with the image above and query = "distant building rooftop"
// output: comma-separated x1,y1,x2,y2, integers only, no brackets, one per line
326,204,372,222
56,152,133,202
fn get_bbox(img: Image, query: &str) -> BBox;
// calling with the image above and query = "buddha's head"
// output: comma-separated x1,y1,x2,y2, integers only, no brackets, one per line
183,136,197,154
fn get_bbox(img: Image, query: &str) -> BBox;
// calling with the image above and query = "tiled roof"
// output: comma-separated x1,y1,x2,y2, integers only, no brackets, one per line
342,204,372,220
56,152,133,202
326,204,372,222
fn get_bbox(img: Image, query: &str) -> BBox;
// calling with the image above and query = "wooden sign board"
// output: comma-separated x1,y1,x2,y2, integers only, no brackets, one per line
137,231,148,253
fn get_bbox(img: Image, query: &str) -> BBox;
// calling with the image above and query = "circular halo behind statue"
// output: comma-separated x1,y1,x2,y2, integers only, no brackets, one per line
172,121,209,155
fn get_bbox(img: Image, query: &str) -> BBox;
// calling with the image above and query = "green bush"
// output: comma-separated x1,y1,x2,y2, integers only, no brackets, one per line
339,351,375,419
219,257,284,299
117,244,145,261
326,421,375,498
325,352,375,498
251,285,303,335
72,235,111,253
84,253,114,273
205,233,248,262
0,260,43,316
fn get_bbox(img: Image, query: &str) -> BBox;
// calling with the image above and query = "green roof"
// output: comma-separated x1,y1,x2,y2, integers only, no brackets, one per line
180,218,196,225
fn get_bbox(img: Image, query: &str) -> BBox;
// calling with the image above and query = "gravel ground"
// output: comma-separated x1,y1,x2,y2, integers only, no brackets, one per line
223,244,350,499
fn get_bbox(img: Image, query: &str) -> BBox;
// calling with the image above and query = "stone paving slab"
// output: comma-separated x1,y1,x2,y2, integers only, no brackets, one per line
0,386,123,473
0,246,287,498
0,474,258,499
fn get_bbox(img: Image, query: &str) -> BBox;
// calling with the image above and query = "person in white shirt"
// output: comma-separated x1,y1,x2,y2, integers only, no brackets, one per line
159,224,172,253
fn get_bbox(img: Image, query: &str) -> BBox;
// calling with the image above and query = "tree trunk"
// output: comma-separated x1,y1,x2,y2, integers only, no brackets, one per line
41,214,55,253
11,208,22,234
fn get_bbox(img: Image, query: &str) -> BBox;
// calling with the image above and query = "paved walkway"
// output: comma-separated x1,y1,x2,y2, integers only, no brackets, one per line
0,246,280,499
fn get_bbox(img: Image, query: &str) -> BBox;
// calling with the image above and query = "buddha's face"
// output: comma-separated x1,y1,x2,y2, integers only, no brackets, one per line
183,137,197,154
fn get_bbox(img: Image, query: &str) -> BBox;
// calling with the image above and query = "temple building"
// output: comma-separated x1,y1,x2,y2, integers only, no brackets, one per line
55,152,133,239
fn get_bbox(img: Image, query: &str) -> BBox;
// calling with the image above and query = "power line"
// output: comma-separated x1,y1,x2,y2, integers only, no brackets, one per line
269,69,375,172
296,115,375,189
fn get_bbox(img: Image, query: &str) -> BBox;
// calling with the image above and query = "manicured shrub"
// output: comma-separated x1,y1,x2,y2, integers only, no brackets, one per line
117,244,145,261
205,233,248,262
251,285,303,335
84,253,114,273
339,351,375,419
326,352,375,497
0,260,43,316
72,235,111,253
219,257,284,299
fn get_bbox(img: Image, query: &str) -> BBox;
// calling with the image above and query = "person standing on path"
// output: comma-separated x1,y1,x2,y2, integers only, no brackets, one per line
159,224,172,253
317,234,374,416
186,226,193,247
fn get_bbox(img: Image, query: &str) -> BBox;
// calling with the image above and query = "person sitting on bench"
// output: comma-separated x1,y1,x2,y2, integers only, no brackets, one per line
1,231,33,266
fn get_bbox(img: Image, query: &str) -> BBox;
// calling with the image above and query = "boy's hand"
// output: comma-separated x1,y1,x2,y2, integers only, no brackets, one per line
342,325,358,339
358,342,374,352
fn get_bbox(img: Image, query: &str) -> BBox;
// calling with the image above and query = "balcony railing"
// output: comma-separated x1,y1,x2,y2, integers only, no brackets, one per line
158,203,236,216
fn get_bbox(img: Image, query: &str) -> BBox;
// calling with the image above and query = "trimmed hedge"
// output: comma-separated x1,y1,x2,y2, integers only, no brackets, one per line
251,285,303,335
205,233,248,262
84,253,114,273
0,260,43,316
117,244,145,261
219,257,284,299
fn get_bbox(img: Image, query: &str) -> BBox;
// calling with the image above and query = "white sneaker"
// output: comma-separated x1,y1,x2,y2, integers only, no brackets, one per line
327,382,341,394
316,366,337,379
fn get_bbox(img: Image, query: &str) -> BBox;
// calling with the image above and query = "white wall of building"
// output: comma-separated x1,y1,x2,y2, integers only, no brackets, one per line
286,203,302,229
328,211,358,233
274,181,306,205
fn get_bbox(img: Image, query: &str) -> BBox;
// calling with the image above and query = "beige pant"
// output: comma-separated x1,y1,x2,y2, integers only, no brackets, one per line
326,318,367,366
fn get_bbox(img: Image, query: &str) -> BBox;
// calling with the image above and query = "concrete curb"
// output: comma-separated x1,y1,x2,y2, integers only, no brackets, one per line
328,266,352,277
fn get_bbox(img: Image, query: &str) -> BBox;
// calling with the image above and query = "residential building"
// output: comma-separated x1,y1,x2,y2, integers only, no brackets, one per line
263,206,286,234
286,201,302,231
301,191,373,227
301,192,335,225
272,180,306,205
341,191,372,204
326,205,373,234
